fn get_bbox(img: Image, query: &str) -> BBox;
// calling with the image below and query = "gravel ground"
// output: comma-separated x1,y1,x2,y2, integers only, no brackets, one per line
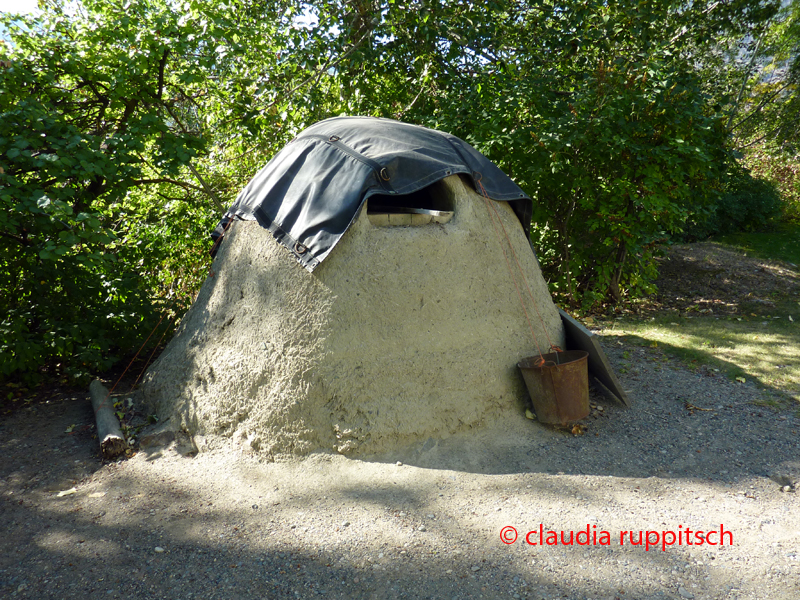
2,335,799,600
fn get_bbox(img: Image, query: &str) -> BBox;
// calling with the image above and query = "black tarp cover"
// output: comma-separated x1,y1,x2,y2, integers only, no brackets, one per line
213,116,532,271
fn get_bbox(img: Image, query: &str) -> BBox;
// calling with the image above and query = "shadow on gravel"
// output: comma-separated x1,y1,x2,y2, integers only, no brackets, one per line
1,450,689,600
1,369,795,599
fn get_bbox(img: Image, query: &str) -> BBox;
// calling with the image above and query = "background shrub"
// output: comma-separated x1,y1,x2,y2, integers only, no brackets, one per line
686,169,782,239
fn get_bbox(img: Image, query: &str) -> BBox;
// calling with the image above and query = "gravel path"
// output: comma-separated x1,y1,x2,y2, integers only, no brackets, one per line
1,338,799,600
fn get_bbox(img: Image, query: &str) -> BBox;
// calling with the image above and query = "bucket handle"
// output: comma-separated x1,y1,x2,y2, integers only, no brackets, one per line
534,345,565,369
533,346,564,369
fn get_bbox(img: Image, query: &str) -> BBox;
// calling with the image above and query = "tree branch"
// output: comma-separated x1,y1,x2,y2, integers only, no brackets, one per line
152,99,225,212
739,131,770,148
260,26,374,113
157,49,169,100
395,63,430,119
727,30,767,131
0,230,29,246
732,80,793,132
115,98,138,137
131,178,206,193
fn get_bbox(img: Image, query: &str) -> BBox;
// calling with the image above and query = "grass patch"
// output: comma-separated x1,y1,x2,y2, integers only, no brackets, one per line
607,315,799,403
712,222,800,266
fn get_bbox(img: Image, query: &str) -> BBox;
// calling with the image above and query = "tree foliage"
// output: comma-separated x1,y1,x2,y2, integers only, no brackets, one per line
704,0,800,222
338,0,766,304
720,0,800,151
0,0,785,382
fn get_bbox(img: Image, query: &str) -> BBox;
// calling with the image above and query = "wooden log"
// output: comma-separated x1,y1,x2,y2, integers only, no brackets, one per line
89,380,128,459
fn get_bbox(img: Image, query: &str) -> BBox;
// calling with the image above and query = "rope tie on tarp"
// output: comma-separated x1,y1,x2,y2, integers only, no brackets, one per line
476,173,569,424
475,172,561,368
209,214,236,258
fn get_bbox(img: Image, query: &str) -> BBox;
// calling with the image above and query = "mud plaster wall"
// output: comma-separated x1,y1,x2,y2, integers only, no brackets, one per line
141,175,564,458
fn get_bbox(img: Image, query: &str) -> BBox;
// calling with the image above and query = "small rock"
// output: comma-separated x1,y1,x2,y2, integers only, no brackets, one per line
251,504,259,510
678,586,694,599
418,525,427,532
471,565,481,572
342,521,350,527
783,485,793,493
154,546,165,553
395,461,403,466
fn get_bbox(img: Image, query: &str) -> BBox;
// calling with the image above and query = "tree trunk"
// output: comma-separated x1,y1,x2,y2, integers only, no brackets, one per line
609,243,628,303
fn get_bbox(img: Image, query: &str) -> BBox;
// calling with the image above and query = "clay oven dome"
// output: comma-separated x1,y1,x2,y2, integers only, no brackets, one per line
141,117,564,457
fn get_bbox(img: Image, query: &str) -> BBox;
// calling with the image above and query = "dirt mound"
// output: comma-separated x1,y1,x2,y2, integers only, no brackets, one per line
626,242,800,317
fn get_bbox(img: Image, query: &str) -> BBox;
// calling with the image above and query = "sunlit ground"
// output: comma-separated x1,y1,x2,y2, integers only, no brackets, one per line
10,445,799,599
714,223,800,266
606,316,800,407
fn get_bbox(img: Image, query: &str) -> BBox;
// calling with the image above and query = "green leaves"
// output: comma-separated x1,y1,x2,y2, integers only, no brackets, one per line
0,0,784,381
0,1,224,382
410,0,744,307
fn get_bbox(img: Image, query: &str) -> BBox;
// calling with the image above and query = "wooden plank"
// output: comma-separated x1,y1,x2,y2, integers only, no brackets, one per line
558,308,631,407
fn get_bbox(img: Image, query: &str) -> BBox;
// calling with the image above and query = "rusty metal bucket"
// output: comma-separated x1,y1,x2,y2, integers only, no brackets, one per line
517,350,590,425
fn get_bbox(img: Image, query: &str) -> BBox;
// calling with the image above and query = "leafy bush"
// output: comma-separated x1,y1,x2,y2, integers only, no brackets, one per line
744,147,800,223
0,240,162,385
0,3,212,384
686,168,783,238
715,172,783,232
